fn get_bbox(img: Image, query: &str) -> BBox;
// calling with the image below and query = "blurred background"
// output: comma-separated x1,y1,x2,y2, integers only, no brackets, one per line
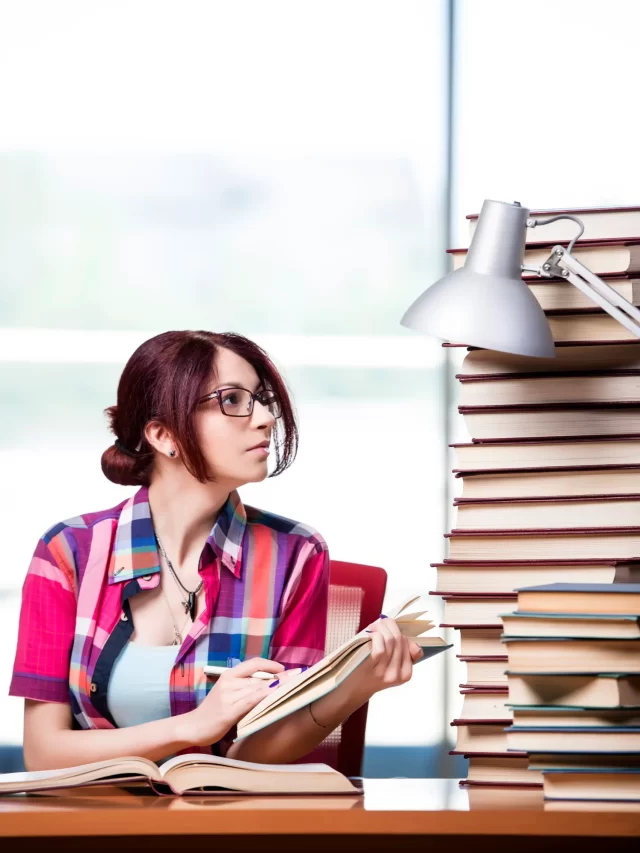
0,0,638,775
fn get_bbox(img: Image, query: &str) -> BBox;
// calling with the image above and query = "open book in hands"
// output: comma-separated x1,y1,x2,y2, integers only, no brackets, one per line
211,595,451,740
0,753,360,796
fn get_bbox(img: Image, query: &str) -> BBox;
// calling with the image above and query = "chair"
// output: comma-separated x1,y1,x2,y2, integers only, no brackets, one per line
303,560,387,777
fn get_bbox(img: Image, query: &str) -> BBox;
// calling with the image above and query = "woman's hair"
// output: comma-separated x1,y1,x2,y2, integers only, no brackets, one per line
101,330,298,486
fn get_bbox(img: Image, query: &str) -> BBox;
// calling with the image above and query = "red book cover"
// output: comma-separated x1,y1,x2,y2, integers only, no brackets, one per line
469,431,640,444
448,237,640,254
467,206,640,221
453,494,640,505
459,780,543,789
444,340,640,349
454,465,640,476
460,684,510,691
456,368,640,382
450,436,640,448
451,718,512,726
432,558,628,567
529,273,637,285
446,526,640,537
459,401,640,413
450,750,527,757
460,688,509,695
432,591,518,599
457,656,508,662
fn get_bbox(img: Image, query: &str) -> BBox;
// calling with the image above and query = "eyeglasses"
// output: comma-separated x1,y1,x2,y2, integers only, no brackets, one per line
197,387,282,419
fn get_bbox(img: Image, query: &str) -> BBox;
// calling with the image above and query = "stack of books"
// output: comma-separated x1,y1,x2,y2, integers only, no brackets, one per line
430,205,640,794
503,582,640,808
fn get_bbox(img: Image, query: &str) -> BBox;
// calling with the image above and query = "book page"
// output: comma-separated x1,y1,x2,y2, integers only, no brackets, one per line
241,643,369,726
236,635,371,726
238,645,372,738
387,594,422,619
0,757,160,790
0,767,85,786
159,753,337,775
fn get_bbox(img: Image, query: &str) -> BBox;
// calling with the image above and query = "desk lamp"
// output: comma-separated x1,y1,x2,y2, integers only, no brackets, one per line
400,198,640,357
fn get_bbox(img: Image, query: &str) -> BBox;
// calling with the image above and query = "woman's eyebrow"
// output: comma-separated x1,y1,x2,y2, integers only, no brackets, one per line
213,381,264,392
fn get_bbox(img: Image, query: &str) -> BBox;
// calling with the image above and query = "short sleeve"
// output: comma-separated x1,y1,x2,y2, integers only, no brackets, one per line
9,533,77,703
269,540,330,669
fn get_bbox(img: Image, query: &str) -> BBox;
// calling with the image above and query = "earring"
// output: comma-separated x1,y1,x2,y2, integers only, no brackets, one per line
168,450,176,458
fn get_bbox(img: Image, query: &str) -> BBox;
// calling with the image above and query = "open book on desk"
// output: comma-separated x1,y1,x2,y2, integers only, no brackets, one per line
0,753,360,796
214,595,451,740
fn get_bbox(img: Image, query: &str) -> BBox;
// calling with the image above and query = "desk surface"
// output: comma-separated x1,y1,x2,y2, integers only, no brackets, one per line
0,779,638,840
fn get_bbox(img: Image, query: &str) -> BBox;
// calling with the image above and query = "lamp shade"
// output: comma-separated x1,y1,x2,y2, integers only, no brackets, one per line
401,199,556,358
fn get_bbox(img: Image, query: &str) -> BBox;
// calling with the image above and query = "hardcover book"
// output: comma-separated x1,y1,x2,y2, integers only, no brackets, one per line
451,436,640,472
433,560,640,594
449,239,640,276
467,206,640,243
506,673,640,708
459,403,640,440
0,753,361,796
458,343,640,376
446,528,640,561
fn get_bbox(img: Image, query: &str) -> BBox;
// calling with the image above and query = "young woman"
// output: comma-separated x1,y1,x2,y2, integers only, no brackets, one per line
10,330,422,771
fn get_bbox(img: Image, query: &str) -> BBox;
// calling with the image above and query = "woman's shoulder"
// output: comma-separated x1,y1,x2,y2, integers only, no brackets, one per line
244,504,328,552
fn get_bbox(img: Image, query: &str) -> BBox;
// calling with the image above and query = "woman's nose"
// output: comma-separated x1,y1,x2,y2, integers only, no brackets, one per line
251,400,276,427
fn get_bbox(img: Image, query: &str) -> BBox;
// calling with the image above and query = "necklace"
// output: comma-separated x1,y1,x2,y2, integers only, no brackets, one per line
160,583,190,645
156,535,203,621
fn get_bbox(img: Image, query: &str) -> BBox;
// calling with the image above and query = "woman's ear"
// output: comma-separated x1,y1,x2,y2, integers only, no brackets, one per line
144,421,178,458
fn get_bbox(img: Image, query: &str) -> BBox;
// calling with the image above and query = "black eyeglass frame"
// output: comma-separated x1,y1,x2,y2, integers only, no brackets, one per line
196,386,283,418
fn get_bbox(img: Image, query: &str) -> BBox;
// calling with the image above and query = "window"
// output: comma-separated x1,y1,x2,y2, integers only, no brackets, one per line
1,1,451,768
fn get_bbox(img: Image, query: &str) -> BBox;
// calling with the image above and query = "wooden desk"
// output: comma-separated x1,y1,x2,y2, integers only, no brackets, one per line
0,779,638,852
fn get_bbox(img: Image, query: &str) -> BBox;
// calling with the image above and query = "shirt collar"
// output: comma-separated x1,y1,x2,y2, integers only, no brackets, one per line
206,488,246,575
108,487,246,585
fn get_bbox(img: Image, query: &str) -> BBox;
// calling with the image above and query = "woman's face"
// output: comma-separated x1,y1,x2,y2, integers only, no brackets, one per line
194,348,277,487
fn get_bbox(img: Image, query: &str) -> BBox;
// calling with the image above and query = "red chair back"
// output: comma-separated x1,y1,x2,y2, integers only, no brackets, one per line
303,560,387,777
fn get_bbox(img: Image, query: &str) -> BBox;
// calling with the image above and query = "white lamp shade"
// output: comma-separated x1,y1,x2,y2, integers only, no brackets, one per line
401,200,556,358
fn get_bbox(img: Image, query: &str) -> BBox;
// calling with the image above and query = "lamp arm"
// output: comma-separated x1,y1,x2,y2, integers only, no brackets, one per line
539,245,640,339
528,214,585,252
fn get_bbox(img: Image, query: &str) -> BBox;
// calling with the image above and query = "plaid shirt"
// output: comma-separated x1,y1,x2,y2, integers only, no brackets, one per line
10,487,329,749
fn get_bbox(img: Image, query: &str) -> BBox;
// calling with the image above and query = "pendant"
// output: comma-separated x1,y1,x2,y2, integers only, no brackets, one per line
188,591,196,621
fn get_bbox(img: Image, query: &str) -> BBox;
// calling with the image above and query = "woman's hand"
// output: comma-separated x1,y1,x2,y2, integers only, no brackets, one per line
182,657,285,747
353,617,424,699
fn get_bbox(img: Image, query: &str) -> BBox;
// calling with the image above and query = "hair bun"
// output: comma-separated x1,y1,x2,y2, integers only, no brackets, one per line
101,443,147,487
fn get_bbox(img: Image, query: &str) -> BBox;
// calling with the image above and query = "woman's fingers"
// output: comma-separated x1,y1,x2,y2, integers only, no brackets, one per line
399,638,414,682
378,618,406,681
221,677,266,695
367,618,416,685
410,642,424,663
230,681,271,709
277,668,303,681
227,657,284,679
368,627,387,665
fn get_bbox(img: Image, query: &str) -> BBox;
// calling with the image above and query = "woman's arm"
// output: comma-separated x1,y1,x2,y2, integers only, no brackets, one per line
23,657,284,771
23,700,196,770
228,617,422,764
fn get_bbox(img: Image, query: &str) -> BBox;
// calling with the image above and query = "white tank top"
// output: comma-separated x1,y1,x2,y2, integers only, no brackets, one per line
107,642,177,728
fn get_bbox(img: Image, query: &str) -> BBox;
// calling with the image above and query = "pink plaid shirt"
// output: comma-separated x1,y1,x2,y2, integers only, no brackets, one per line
10,487,329,750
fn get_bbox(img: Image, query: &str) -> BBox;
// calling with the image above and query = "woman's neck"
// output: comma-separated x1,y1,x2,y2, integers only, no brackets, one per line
147,475,232,566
